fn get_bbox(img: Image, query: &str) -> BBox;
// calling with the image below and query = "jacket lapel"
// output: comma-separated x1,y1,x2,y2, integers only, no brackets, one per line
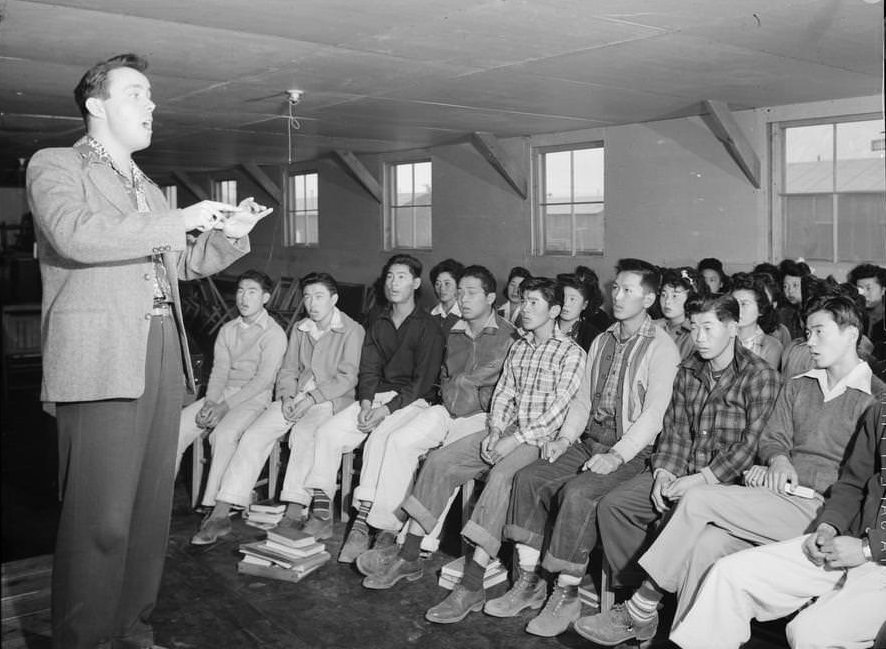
87,163,137,216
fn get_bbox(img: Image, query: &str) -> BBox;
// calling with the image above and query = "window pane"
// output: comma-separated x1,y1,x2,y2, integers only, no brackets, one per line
414,162,432,204
785,124,833,194
836,120,886,192
575,204,605,253
544,151,572,204
393,206,414,248
395,164,413,205
294,212,307,245
838,193,886,261
306,211,319,245
414,205,432,248
573,148,604,201
783,194,833,261
305,174,318,210
544,204,572,252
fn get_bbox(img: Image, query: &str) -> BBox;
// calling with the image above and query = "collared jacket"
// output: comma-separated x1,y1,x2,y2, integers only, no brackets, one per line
560,316,681,462
276,308,365,414
652,341,780,484
816,395,885,563
27,143,248,402
441,313,517,418
357,305,445,412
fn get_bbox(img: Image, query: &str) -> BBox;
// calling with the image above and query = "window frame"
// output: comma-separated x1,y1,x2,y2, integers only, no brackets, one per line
284,170,319,247
383,158,433,251
532,140,605,257
771,112,885,265
211,178,237,205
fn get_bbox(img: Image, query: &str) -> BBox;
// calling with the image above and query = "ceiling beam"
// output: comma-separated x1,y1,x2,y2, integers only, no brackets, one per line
700,100,761,189
469,132,527,200
171,170,208,201
241,162,282,204
333,150,382,204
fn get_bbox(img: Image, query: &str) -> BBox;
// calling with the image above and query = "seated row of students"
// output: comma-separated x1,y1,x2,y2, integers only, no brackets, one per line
177,255,885,648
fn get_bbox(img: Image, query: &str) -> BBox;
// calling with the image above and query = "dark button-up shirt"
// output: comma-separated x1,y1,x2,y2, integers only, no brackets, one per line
652,341,780,483
357,304,445,413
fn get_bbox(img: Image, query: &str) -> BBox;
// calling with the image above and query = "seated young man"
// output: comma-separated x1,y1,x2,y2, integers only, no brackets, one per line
571,294,780,644
179,270,288,543
354,265,518,570
848,263,886,368
428,258,465,334
576,294,885,646
486,259,680,637
191,272,364,543
299,255,445,560
362,277,586,627
670,395,886,649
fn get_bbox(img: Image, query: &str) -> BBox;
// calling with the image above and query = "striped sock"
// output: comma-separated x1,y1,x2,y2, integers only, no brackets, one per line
311,488,331,520
625,583,662,624
351,500,372,535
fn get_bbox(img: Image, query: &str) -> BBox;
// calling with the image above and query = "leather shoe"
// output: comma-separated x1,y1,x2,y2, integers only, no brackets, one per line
362,556,423,589
425,584,485,624
356,542,400,576
301,514,333,540
190,516,231,545
338,527,370,563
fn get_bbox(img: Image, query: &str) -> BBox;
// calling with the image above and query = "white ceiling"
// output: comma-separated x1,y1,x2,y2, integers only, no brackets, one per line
0,0,882,180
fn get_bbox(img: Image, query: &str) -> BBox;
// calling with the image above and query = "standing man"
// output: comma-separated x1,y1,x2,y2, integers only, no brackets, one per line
27,54,268,649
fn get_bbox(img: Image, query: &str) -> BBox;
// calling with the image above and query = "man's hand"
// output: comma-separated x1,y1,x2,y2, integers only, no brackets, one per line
486,434,520,465
583,452,623,475
765,455,798,494
480,428,502,464
357,405,389,433
661,473,705,502
197,400,229,428
651,470,676,513
819,536,866,569
282,395,313,423
181,200,235,232
216,197,272,239
542,437,571,463
802,524,838,566
742,465,767,487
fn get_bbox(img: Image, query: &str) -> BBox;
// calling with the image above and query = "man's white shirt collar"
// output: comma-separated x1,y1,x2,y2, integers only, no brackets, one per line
801,361,872,403
236,308,270,330
431,302,462,318
297,307,344,340
450,311,498,338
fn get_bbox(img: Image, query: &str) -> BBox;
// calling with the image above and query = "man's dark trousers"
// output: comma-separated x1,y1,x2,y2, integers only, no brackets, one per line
53,314,183,649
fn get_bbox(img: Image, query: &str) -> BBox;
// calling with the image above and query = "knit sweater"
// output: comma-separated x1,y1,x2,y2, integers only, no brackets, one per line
757,363,886,495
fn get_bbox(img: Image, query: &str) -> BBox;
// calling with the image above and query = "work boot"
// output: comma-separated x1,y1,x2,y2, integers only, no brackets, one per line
484,567,546,617
425,584,485,624
525,584,581,637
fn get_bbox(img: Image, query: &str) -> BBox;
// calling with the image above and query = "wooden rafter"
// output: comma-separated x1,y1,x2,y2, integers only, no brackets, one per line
240,162,282,204
700,100,761,189
469,132,527,199
333,150,382,204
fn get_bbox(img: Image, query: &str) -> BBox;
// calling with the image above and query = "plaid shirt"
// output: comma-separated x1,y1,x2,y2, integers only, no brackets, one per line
488,328,586,446
652,341,780,483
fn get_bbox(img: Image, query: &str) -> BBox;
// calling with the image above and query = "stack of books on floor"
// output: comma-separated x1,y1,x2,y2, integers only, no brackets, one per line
242,502,285,530
437,556,508,590
237,525,330,583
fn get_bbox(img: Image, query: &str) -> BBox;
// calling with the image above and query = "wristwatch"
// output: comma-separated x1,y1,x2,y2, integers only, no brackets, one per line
861,537,873,562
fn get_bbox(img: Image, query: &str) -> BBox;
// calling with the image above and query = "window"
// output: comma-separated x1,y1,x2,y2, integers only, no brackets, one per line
386,160,432,249
535,143,605,255
211,179,237,205
285,172,318,246
776,117,885,263
162,185,177,209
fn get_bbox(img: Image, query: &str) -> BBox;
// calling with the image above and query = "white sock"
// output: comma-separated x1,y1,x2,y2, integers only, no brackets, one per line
557,573,582,587
516,543,541,572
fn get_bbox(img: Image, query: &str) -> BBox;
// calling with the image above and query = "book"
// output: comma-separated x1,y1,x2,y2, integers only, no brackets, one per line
266,525,316,549
243,510,284,524
240,554,273,567
249,502,286,515
237,553,329,583
263,539,325,558
239,541,329,571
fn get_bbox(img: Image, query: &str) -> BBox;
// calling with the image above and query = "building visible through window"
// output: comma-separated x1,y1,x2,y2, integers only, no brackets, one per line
387,160,432,249
780,118,885,263
536,144,604,255
285,172,318,246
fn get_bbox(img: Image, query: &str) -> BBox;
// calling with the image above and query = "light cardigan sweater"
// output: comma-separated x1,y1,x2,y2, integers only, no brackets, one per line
275,308,365,414
559,316,681,462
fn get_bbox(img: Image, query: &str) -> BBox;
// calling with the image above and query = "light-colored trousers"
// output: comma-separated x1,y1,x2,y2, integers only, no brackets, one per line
671,534,886,649
214,399,335,508
302,392,428,515
638,484,823,624
175,387,269,507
